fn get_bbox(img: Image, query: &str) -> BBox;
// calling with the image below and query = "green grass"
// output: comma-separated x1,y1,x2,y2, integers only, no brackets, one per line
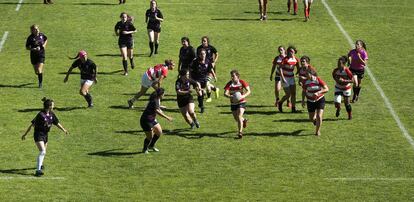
1,0,414,200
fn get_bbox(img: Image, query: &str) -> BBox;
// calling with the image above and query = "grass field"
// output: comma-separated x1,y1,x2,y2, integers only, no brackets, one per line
1,0,414,200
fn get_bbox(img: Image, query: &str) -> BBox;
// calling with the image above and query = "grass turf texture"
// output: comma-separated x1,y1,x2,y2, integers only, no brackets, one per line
1,0,414,200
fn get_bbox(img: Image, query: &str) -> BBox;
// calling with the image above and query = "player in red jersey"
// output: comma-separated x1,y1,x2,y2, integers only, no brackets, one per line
298,56,315,108
287,0,298,15
301,68,329,136
258,0,268,20
278,46,300,113
128,60,175,108
270,46,290,108
332,56,354,120
303,0,313,22
224,70,251,139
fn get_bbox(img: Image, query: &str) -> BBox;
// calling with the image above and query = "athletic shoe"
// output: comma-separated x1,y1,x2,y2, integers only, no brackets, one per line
128,100,134,109
149,147,159,152
88,104,94,108
190,122,195,129
143,150,149,154
206,97,212,103
194,120,200,128
263,15,267,20
242,118,248,128
41,165,45,171
278,102,283,112
200,107,204,113
335,108,340,117
237,132,243,139
215,88,220,98
35,170,44,177
38,83,43,89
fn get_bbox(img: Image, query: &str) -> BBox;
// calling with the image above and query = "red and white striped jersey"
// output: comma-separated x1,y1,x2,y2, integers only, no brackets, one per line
332,67,353,90
146,64,168,81
303,77,327,102
281,56,299,78
224,79,249,104
272,54,285,75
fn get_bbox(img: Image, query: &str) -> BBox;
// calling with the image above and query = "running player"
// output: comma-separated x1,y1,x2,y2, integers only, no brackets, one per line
64,50,98,108
301,68,329,136
303,0,313,22
287,0,298,15
26,24,48,88
270,45,289,108
178,37,196,72
115,12,137,76
332,56,354,119
21,97,68,176
127,60,175,108
176,69,202,129
146,0,164,56
190,49,217,113
140,88,173,154
348,40,368,103
196,36,218,70
298,56,314,108
258,0,268,20
278,46,300,113
224,70,251,139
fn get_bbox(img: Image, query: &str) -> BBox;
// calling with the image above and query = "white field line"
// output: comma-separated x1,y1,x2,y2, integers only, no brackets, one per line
0,31,9,52
327,178,414,181
0,176,65,180
322,0,414,150
16,0,24,11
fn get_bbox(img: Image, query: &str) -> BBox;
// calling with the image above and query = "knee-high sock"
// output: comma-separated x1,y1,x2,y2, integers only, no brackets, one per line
38,73,43,85
197,95,204,108
122,60,128,72
356,87,361,96
84,93,93,106
37,151,46,171
143,138,151,152
287,1,291,11
149,42,154,55
294,2,298,13
129,58,134,69
345,104,352,113
154,43,159,54
149,135,159,147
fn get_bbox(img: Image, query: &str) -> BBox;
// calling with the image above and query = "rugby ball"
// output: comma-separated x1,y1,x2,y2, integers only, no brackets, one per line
232,92,242,102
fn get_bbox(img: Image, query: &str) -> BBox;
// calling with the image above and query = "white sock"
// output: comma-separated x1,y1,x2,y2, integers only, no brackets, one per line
36,151,46,171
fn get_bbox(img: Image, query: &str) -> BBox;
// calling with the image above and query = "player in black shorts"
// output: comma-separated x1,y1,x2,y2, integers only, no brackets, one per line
176,69,201,129
196,36,219,70
145,0,164,56
119,0,126,4
140,88,172,154
64,50,98,108
26,24,48,88
178,37,196,73
115,12,137,76
21,97,68,177
190,49,217,113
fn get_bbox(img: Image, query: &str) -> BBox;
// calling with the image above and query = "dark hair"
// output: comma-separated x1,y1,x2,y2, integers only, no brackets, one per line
201,36,209,43
306,67,318,77
179,69,188,76
230,69,240,77
150,88,165,100
300,55,310,63
30,24,39,30
356,40,367,50
287,46,297,56
165,59,174,66
338,56,348,65
120,12,127,18
181,37,190,45
41,97,54,110
198,48,206,58
278,45,285,51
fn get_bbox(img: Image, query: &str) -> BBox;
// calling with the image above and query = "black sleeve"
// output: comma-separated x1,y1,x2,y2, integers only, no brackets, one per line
114,21,120,32
130,22,136,31
90,60,97,78
43,33,48,42
210,45,217,54
52,113,60,125
71,59,80,68
25,36,31,48
157,9,163,19
189,47,196,61
31,113,41,125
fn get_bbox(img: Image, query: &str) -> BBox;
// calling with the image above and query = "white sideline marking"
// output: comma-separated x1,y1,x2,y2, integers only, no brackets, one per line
327,178,414,181
0,31,9,52
16,0,24,11
322,0,414,150
0,176,65,180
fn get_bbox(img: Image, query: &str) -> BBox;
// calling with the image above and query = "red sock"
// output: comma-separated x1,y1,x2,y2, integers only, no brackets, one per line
304,8,308,17
294,2,298,13
308,7,311,16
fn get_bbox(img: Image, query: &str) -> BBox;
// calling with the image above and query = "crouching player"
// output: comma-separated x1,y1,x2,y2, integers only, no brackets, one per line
332,56,354,120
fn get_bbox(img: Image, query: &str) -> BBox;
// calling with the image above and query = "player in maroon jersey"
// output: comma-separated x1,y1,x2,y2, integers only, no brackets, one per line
224,70,251,139
270,46,291,109
332,56,354,119
278,46,300,113
287,0,298,15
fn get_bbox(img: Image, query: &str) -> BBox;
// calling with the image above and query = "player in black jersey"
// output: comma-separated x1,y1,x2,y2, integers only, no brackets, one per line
64,50,98,108
140,88,172,154
115,12,137,76
176,69,201,129
196,36,219,70
26,25,48,88
190,49,217,113
145,0,164,56
178,37,196,73
21,97,68,176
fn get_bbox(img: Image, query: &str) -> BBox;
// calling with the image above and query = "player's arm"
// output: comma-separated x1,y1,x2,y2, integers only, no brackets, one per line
56,123,68,135
242,86,251,99
21,124,34,140
156,108,172,121
270,62,277,81
63,66,75,83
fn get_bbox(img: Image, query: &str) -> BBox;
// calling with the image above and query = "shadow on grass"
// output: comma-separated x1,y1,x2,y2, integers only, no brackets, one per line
17,106,85,113
0,83,36,88
0,2,42,5
0,167,36,176
98,70,124,75
95,53,147,57
109,105,145,110
164,129,309,139
115,130,143,135
273,118,341,123
88,149,142,157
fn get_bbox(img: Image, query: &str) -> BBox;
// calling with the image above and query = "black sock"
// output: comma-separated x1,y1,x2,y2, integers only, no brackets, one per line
356,87,361,96
352,87,357,100
154,43,159,54
197,95,204,108
207,92,211,98
129,58,134,69
122,60,128,72
84,93,93,106
149,42,154,55
143,138,151,152
345,104,352,113
38,73,43,86
149,135,159,147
